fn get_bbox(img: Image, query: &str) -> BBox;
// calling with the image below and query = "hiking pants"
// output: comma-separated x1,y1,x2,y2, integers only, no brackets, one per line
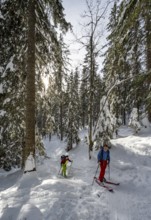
61,163,67,177
99,160,107,181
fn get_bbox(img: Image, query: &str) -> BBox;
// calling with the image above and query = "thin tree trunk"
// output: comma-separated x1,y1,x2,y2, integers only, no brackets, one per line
60,101,63,140
123,108,126,125
88,35,94,159
59,73,63,140
82,109,85,128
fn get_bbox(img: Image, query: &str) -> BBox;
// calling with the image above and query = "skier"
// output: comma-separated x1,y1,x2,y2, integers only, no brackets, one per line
60,153,72,177
97,144,110,182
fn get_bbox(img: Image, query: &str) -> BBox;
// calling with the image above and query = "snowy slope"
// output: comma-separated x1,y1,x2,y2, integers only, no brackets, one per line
0,126,151,220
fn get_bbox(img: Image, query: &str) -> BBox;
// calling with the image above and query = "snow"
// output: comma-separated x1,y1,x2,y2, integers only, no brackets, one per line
94,95,117,144
0,12,4,19
0,83,3,94
128,108,141,133
0,126,151,220
2,56,15,78
0,110,6,116
24,153,36,172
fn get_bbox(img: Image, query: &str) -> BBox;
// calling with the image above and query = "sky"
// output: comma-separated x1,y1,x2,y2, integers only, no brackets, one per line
62,0,113,70
62,0,88,68
1,125,151,219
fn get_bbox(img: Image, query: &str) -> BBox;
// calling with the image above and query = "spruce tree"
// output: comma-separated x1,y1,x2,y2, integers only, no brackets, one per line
0,0,70,169
93,95,117,146
65,71,80,151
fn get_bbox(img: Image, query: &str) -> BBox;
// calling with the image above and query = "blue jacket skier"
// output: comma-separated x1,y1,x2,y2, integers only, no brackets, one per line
97,144,110,182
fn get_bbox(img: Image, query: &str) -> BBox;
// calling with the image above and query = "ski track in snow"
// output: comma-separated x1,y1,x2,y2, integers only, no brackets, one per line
0,128,151,220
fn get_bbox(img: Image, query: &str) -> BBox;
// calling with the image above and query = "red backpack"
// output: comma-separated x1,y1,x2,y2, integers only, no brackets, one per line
61,155,66,164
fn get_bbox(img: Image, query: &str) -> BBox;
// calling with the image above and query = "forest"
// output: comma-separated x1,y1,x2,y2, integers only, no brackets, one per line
0,0,151,171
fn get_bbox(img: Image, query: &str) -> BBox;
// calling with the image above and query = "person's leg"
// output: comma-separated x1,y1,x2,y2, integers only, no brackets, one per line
66,161,69,176
62,164,67,177
61,165,63,175
103,161,107,181
62,164,65,176
99,163,105,181
99,161,107,181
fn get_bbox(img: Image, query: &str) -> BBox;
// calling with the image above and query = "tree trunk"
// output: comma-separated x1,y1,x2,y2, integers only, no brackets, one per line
57,58,63,140
146,3,151,121
24,0,36,167
60,101,63,140
88,35,94,159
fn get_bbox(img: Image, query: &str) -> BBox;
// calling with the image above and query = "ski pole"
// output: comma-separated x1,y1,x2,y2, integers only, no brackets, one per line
68,161,72,176
108,164,110,180
58,166,62,175
92,164,99,186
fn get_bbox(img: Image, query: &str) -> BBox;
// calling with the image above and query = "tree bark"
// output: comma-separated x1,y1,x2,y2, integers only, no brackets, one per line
24,0,36,167
88,35,94,159
145,2,151,121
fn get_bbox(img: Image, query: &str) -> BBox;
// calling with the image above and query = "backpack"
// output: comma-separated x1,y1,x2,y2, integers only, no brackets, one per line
61,155,66,164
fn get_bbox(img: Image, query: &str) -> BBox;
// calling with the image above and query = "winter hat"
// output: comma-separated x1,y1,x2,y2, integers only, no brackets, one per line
104,144,108,148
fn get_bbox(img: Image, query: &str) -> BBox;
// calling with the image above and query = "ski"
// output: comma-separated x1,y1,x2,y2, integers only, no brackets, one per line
58,173,73,179
104,180,120,186
94,177,114,192
58,175,71,179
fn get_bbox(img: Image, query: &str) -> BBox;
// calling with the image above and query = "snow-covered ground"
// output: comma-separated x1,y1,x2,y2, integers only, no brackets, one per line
0,126,151,220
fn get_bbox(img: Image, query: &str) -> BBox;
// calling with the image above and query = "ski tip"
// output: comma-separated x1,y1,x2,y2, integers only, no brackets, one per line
113,183,120,185
105,181,120,186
